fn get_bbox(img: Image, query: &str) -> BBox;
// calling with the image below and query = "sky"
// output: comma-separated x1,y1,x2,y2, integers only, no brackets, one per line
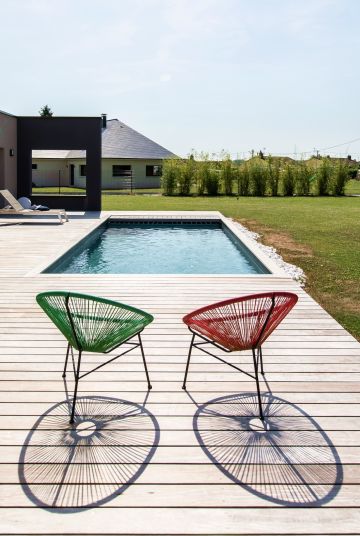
1,0,360,158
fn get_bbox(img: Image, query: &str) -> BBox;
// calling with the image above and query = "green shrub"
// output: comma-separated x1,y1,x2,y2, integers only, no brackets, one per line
205,168,221,195
267,157,281,196
236,163,251,196
250,161,267,196
178,157,195,195
221,156,234,195
348,166,358,180
331,162,349,196
316,160,332,195
161,158,179,195
196,155,211,196
282,164,296,196
296,160,311,196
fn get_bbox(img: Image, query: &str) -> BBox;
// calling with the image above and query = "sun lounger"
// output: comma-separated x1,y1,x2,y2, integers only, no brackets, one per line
0,189,68,224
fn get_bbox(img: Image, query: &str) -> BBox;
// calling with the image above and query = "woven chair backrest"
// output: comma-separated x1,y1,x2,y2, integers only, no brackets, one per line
183,292,298,351
36,291,154,353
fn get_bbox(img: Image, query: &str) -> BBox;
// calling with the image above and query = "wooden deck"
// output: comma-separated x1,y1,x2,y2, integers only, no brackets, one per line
0,211,359,535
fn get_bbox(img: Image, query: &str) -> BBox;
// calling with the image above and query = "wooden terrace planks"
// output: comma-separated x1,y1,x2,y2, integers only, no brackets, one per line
0,211,359,535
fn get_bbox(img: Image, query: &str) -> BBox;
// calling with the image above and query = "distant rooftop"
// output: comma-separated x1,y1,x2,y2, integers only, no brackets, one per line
32,119,176,160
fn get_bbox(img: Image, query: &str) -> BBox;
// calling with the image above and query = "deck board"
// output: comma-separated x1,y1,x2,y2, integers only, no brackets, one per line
0,211,359,535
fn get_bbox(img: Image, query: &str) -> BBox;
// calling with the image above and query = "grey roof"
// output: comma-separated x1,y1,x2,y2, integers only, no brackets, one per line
0,109,16,117
32,119,176,160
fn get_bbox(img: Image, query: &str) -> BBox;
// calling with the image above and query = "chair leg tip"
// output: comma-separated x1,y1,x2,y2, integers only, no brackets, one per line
148,385,152,390
182,385,186,390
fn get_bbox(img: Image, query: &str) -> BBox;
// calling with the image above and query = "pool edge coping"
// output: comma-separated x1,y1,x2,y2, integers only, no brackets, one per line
26,211,290,278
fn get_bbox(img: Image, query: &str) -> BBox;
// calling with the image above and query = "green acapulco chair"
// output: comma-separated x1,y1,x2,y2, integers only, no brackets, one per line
36,291,154,423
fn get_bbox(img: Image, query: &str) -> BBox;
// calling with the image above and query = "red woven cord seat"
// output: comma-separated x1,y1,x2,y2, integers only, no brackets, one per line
183,292,298,351
182,292,298,420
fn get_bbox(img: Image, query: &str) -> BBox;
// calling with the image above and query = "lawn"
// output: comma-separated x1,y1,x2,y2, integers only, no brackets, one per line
102,194,360,341
347,179,360,195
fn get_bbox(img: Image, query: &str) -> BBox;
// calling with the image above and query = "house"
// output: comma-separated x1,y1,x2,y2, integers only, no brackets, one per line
32,115,176,190
306,155,358,169
247,155,296,164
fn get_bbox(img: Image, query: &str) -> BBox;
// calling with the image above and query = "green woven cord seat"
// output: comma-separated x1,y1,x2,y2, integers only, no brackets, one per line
36,291,153,353
36,291,154,424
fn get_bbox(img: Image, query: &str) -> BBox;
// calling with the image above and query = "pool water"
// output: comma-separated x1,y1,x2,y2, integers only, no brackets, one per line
45,221,269,274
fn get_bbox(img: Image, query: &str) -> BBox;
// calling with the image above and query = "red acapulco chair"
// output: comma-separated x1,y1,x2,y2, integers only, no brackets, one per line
182,292,298,420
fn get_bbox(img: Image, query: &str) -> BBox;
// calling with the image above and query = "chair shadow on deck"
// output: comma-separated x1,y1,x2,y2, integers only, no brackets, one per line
18,393,159,512
190,389,343,506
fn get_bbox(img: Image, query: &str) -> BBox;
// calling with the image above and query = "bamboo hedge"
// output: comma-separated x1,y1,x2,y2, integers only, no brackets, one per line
161,154,357,197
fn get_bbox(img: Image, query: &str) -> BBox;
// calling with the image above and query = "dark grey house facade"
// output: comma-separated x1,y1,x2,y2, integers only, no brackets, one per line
0,110,102,210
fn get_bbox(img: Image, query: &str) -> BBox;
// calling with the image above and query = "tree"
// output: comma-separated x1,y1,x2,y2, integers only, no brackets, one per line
39,104,53,117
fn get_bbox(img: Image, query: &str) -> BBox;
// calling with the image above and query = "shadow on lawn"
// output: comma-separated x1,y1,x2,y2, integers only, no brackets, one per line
19,394,159,512
188,388,343,506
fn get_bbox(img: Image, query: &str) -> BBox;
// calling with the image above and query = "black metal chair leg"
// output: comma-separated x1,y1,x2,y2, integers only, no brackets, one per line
62,343,71,378
70,350,82,424
138,333,152,390
252,348,264,421
259,346,264,375
182,333,195,390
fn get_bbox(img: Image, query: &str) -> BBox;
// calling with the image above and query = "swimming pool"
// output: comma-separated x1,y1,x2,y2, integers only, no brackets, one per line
44,219,270,275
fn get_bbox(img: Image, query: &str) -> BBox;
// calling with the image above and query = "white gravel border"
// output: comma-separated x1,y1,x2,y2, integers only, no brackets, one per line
231,219,307,286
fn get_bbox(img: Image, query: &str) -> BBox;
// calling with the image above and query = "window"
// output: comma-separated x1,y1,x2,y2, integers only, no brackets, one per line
32,163,38,170
80,165,87,177
113,165,131,177
146,165,162,177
